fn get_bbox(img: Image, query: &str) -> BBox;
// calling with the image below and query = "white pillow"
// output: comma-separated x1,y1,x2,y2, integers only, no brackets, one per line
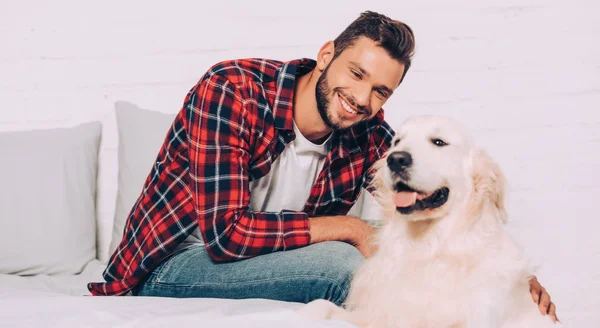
0,122,101,275
108,101,176,256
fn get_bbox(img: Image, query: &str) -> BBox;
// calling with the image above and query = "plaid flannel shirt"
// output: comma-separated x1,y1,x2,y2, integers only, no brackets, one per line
88,58,395,296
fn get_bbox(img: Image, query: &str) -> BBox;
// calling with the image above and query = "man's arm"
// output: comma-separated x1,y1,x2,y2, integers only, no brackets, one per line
185,72,311,262
529,276,559,323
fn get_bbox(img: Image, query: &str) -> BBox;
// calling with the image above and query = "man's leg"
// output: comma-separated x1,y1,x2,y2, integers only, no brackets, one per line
133,241,364,306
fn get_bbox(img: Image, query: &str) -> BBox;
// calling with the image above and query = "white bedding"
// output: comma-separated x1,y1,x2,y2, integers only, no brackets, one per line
0,260,355,328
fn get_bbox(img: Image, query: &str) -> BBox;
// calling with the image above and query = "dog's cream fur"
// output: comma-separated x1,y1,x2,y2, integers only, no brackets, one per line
298,116,561,327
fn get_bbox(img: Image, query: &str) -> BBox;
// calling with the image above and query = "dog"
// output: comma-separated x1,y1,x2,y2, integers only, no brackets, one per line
298,116,561,327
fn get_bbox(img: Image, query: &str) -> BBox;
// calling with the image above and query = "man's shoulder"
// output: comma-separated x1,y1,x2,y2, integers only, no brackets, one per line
202,58,284,88
188,58,289,128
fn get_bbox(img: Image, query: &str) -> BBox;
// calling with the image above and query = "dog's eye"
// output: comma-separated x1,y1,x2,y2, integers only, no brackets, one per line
432,138,448,147
393,139,401,146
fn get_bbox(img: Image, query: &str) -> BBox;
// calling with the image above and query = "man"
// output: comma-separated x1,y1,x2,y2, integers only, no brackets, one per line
88,10,557,322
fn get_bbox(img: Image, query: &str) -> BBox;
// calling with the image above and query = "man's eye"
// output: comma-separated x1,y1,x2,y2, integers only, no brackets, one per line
432,138,448,147
351,70,361,79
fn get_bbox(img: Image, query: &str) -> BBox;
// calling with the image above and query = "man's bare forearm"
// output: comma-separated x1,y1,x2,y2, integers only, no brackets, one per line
308,216,378,258
309,216,363,244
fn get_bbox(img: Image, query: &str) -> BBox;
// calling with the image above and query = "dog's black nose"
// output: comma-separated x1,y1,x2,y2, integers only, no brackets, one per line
387,151,412,172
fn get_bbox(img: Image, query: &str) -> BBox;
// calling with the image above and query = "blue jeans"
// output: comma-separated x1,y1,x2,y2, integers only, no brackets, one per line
132,241,364,306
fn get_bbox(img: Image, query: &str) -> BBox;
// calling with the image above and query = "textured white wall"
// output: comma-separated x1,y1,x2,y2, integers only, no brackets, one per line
1,0,598,325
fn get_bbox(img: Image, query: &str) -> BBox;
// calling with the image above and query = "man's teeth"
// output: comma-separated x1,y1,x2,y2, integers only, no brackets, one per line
340,97,358,114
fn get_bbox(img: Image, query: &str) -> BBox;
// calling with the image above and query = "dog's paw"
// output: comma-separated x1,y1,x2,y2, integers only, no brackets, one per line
296,299,345,321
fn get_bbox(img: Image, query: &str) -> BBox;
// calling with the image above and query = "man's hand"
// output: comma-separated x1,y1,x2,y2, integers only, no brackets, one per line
308,215,379,258
529,276,559,323
348,217,379,258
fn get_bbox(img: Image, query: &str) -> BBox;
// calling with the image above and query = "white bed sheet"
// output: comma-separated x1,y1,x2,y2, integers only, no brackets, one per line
0,260,355,328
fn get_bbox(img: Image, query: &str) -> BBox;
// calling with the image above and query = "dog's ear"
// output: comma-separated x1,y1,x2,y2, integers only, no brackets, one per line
469,147,508,223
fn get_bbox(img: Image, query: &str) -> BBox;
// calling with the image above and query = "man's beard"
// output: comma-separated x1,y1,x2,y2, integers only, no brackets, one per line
315,64,368,131
315,65,340,130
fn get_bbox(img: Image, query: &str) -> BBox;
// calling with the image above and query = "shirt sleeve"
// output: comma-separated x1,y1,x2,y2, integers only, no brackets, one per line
184,72,311,262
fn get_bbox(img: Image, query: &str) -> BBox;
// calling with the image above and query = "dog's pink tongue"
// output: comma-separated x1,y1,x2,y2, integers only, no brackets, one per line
393,191,418,207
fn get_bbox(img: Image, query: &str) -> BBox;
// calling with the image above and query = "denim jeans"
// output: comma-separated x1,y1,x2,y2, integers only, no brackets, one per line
132,241,364,306
132,241,364,305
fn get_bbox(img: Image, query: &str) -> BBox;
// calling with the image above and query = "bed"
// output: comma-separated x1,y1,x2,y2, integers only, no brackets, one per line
0,260,359,327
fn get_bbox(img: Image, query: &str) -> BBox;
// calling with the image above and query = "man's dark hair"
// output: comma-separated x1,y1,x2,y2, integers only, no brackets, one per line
333,11,416,84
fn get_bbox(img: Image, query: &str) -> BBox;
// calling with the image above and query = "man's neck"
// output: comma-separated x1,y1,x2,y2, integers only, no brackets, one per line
292,70,333,143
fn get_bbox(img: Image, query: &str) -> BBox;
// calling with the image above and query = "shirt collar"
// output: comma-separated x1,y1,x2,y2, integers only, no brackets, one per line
272,58,315,131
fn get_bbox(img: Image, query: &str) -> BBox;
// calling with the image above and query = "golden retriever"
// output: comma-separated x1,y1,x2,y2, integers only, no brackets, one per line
298,116,561,327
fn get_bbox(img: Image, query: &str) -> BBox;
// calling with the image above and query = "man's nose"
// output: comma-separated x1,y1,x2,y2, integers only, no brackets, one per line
351,89,370,112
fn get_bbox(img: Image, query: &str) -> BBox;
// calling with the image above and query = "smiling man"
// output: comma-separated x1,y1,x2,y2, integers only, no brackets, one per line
88,10,557,322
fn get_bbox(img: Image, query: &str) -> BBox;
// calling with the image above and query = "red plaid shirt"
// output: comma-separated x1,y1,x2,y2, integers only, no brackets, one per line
88,58,394,296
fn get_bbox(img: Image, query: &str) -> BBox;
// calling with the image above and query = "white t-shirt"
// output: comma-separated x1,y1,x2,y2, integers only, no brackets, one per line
175,120,332,249
248,120,332,212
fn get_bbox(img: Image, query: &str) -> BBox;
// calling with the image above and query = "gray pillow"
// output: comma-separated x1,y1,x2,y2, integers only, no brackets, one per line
0,122,101,275
109,101,176,256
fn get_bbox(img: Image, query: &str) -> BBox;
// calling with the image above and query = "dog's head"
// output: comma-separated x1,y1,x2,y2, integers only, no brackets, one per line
370,115,507,224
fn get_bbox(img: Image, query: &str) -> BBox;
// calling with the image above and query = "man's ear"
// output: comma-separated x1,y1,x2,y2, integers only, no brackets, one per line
469,147,508,223
316,40,335,71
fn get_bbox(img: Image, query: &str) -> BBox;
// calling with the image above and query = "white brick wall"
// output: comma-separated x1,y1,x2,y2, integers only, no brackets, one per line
1,0,598,325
